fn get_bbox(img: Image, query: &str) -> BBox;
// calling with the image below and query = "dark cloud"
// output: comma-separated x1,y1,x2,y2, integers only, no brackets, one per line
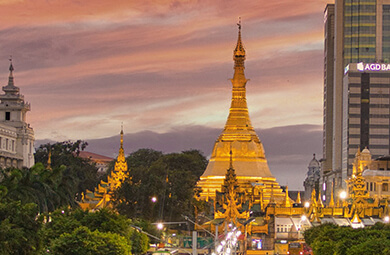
35,124,322,190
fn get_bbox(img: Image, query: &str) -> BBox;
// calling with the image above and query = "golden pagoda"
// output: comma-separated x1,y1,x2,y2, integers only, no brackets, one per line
79,127,129,210
197,22,284,204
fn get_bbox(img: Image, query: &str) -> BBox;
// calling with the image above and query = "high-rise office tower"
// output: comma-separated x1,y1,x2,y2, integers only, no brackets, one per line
322,0,390,201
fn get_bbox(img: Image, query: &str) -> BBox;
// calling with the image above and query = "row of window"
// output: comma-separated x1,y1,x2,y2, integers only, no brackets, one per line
0,137,16,152
276,225,292,233
367,182,389,192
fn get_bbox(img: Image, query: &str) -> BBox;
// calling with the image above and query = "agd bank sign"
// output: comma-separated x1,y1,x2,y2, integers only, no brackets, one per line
357,62,390,72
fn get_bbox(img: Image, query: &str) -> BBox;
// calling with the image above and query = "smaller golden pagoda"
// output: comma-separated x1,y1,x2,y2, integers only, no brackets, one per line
79,128,129,210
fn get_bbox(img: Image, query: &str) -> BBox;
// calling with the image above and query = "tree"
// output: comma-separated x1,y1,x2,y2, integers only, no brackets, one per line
34,140,100,201
0,200,43,255
0,163,78,213
304,223,390,255
48,226,131,255
112,149,208,223
41,208,150,255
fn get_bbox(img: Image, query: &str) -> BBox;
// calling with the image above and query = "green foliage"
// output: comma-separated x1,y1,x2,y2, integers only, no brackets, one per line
0,164,77,213
304,223,390,255
0,200,43,255
41,208,149,255
34,140,100,201
112,149,207,223
48,226,131,255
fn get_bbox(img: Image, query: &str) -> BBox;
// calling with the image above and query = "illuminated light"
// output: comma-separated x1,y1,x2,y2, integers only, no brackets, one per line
300,252,303,255
228,223,232,228
217,246,222,252
227,232,232,239
323,182,326,191
172,233,176,236
287,252,290,255
157,223,163,230
221,241,226,246
322,195,326,201
226,248,231,254
280,240,287,244
304,202,310,208
151,197,157,203
212,253,216,255
339,191,347,199
384,216,389,223
61,210,65,214
236,231,241,237
301,215,307,221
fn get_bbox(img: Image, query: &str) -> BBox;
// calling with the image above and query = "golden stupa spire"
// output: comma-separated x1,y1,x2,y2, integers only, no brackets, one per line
284,186,291,207
296,191,301,204
46,147,52,170
109,125,129,189
317,192,324,208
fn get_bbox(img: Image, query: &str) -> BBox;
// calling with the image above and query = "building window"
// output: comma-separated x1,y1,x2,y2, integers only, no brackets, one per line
5,139,8,150
383,183,389,192
12,140,14,152
5,112,10,121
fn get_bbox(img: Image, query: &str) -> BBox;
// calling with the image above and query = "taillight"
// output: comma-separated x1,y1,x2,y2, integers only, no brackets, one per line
287,252,289,254
300,252,303,255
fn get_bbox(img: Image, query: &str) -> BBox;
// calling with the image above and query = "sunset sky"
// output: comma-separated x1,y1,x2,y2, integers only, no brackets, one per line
0,0,332,189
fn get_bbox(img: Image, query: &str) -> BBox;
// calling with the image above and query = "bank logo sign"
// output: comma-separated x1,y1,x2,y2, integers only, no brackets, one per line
357,62,390,72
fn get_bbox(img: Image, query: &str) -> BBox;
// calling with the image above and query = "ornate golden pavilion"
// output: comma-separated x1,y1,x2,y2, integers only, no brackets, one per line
79,128,129,210
196,23,285,205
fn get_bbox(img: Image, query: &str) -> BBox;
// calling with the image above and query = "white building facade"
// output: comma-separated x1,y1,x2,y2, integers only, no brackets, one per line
0,62,34,169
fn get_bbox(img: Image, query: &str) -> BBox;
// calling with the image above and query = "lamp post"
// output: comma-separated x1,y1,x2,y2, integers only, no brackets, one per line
297,215,307,240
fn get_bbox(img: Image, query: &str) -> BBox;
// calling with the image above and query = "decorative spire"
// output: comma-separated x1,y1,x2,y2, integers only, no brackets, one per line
317,192,324,208
296,191,301,204
284,186,291,207
224,19,253,133
3,57,20,95
229,143,233,169
234,17,246,61
46,147,52,170
7,57,14,87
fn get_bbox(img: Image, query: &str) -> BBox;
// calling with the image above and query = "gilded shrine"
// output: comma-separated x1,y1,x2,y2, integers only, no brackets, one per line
79,128,129,210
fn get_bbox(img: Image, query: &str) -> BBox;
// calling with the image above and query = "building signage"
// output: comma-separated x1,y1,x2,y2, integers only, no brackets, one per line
357,62,390,72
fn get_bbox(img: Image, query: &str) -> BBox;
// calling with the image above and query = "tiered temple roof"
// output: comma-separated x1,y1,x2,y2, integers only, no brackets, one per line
79,128,128,210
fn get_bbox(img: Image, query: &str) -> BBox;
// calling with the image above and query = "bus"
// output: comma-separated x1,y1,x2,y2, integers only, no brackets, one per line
287,242,312,255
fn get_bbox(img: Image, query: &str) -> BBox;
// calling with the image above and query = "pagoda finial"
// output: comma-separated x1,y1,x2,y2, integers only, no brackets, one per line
229,143,233,169
296,191,301,204
120,123,124,148
46,146,52,170
284,186,291,207
234,18,245,60
7,56,15,87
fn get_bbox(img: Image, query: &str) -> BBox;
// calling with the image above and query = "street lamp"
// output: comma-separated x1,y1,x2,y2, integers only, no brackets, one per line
384,216,389,223
304,202,310,208
297,215,307,239
157,223,164,230
339,191,347,200
151,196,157,203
